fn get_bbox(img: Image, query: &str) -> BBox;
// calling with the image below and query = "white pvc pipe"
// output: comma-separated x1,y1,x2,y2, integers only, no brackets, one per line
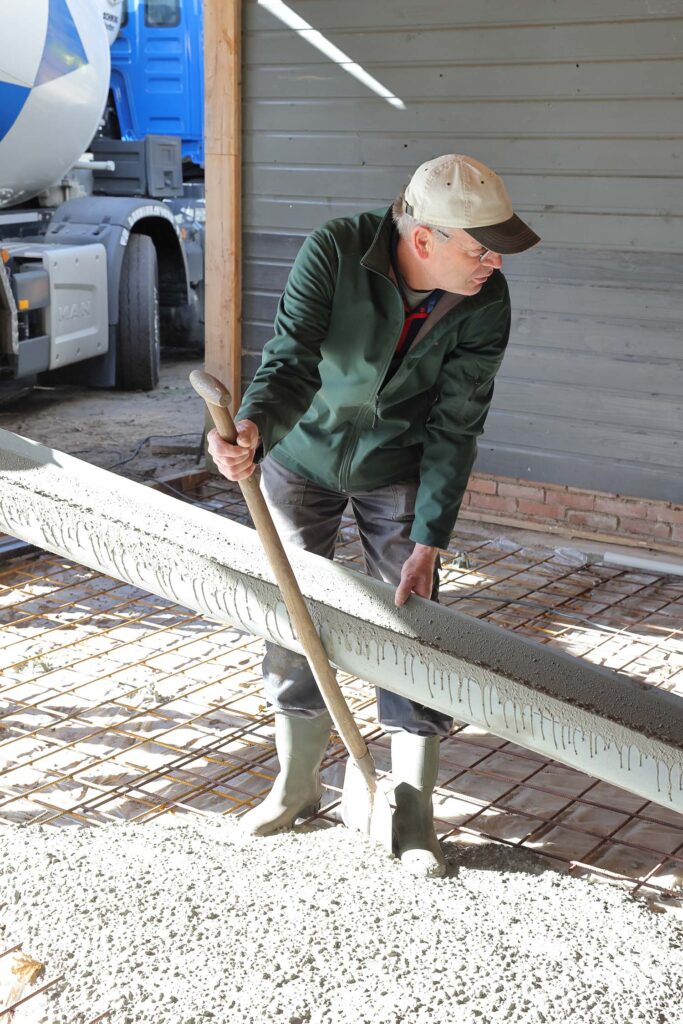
603,550,683,578
74,159,116,172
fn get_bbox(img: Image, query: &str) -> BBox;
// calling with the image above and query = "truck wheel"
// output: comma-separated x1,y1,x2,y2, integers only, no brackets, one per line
117,234,161,391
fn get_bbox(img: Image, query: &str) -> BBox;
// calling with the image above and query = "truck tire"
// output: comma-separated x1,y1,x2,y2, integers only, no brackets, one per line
117,233,161,391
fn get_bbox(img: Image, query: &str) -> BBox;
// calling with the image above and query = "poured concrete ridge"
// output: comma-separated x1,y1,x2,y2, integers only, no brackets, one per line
0,428,682,813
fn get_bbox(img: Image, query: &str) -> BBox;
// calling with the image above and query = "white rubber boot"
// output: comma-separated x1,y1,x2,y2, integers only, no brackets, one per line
241,712,332,837
391,732,446,878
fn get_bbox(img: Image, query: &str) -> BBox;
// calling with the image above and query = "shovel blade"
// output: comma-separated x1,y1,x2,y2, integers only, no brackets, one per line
341,758,394,851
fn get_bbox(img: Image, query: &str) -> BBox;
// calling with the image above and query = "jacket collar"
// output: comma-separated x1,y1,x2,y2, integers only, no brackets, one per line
360,206,394,276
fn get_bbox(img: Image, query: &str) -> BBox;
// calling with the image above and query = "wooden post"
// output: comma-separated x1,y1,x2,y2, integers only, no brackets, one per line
203,0,242,406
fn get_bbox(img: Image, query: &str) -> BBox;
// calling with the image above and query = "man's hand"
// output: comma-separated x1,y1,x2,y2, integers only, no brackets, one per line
207,420,260,481
395,543,439,607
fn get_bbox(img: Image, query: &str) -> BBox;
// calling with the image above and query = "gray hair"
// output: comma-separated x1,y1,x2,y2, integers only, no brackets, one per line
391,188,449,243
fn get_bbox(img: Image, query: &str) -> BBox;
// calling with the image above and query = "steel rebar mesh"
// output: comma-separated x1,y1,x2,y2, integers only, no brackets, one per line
0,474,681,912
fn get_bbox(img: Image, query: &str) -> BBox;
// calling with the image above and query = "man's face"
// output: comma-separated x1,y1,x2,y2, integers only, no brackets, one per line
418,227,504,295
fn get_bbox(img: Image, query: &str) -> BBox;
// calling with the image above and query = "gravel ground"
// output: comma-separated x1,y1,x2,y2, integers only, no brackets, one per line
0,356,205,483
1,818,682,1024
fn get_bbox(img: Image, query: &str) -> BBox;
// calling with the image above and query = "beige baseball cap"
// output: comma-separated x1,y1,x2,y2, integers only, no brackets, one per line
403,154,540,254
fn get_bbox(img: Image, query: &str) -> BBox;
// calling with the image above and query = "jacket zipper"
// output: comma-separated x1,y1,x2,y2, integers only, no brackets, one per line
372,394,379,428
338,270,403,491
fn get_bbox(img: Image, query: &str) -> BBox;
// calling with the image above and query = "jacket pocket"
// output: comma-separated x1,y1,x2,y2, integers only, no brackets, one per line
456,372,496,430
464,370,484,399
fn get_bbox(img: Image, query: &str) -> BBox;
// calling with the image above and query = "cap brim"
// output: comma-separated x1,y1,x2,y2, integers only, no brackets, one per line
467,213,540,255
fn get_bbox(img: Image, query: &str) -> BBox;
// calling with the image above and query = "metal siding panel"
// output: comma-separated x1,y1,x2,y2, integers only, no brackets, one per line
245,196,387,232
506,247,683,287
483,411,683,468
492,380,683,435
246,1,683,32
249,165,683,213
508,314,683,361
507,281,683,323
243,231,306,260
245,99,682,136
244,258,291,292
245,134,683,175
499,350,681,395
243,289,279,323
247,22,683,65
245,60,683,100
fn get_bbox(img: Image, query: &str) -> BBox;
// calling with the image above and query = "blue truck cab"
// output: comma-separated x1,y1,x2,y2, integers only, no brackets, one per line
109,0,204,169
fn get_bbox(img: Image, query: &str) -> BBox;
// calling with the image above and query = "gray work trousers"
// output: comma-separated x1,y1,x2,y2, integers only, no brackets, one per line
259,455,453,737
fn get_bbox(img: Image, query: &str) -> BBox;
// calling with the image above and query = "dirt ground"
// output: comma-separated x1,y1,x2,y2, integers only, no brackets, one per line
0,354,207,482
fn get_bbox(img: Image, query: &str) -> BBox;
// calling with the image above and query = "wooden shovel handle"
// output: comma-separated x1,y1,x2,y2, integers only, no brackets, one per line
190,370,238,440
190,370,375,782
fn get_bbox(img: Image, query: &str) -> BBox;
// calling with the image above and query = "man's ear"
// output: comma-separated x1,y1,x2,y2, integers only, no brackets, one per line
412,226,433,262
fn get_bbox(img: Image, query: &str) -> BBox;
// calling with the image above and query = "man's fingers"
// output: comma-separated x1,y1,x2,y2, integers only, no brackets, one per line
213,452,253,476
208,430,250,462
213,459,256,482
395,563,434,607
231,419,260,451
235,421,259,449
214,446,253,466
394,577,412,608
226,463,256,481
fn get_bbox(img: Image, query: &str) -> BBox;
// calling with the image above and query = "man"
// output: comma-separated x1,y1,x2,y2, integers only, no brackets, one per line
209,154,540,878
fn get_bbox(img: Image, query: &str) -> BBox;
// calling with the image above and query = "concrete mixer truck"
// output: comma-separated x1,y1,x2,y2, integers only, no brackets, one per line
0,0,205,397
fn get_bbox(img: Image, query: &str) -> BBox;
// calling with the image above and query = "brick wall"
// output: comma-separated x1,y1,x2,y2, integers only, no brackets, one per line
461,475,683,554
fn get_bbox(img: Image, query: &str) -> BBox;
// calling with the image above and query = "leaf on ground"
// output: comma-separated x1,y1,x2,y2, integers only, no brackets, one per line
5,951,45,1017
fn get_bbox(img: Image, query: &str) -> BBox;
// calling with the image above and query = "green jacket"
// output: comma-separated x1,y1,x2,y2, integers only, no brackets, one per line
237,207,511,549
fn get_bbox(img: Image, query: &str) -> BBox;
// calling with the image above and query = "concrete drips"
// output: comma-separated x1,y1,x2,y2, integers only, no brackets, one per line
1,429,683,812
1,819,682,1024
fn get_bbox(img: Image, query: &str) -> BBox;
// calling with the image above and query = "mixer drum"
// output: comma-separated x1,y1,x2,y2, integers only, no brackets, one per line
0,0,111,208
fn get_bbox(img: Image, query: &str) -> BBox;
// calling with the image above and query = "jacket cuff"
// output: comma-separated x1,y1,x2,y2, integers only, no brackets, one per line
408,522,453,551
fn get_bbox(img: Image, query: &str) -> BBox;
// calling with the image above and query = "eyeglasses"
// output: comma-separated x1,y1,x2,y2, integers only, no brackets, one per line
434,229,498,263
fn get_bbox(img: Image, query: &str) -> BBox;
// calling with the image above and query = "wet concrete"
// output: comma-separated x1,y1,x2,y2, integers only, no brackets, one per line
3,819,682,1023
